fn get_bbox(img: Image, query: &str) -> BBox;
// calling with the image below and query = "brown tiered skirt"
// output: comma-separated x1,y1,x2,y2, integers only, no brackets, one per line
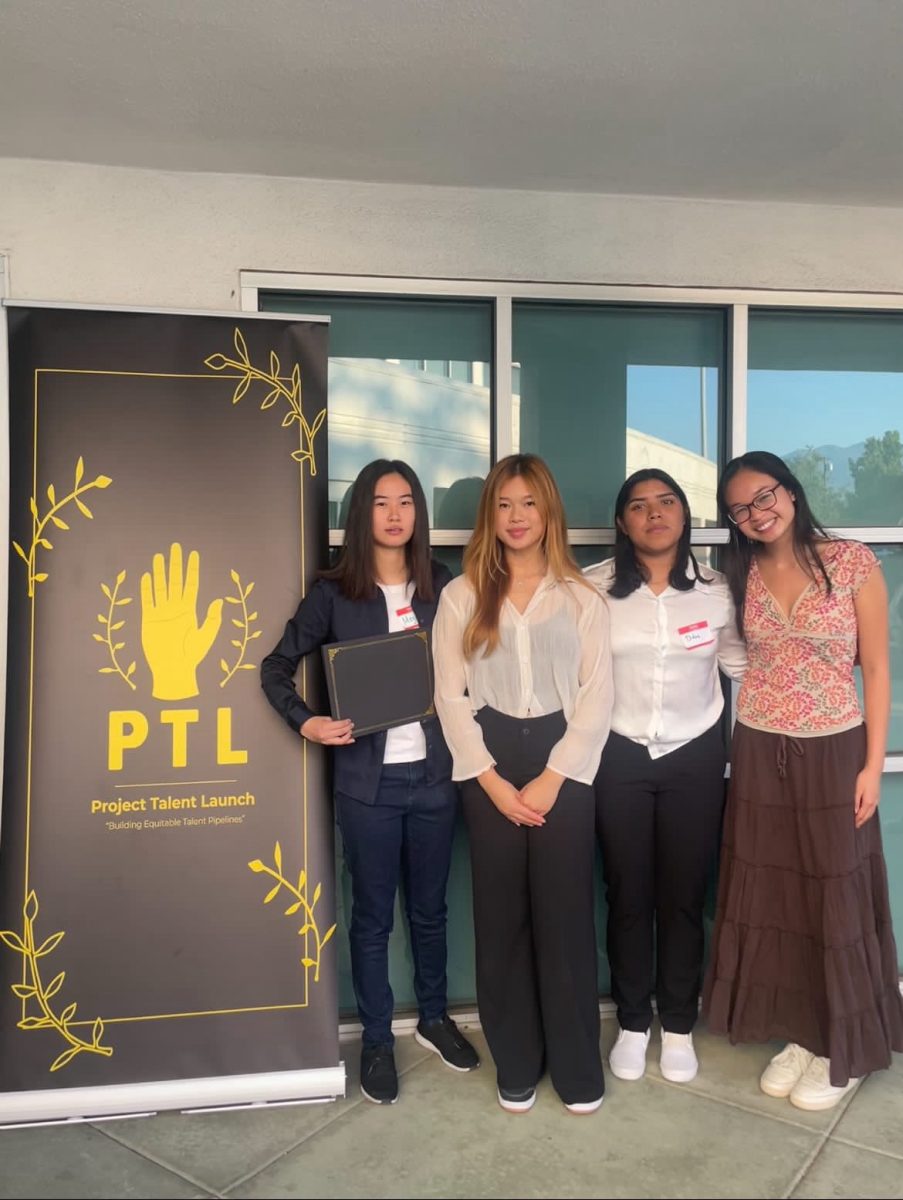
703,722,903,1087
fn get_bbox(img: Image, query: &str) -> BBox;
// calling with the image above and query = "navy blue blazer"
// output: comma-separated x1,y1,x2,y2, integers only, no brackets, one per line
260,561,454,804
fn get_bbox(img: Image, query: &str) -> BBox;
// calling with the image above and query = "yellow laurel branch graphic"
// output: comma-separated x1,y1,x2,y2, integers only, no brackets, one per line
220,569,262,687
93,570,137,690
203,329,326,475
248,844,336,983
0,891,113,1072
12,457,113,597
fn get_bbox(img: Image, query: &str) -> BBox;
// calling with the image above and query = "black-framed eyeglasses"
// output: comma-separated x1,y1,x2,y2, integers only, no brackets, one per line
727,484,783,526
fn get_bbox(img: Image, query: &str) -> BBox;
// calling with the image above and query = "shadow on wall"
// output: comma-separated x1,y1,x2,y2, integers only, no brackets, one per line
435,476,484,531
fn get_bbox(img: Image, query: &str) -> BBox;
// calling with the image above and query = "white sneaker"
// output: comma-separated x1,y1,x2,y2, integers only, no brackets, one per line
759,1043,814,1098
565,1095,604,1115
789,1056,861,1111
659,1032,698,1083
608,1027,651,1081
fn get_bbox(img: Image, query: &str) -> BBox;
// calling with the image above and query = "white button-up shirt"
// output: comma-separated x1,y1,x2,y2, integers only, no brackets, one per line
584,558,746,759
432,572,613,785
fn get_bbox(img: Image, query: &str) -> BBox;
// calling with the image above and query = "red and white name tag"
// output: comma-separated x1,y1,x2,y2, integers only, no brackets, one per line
678,620,714,650
396,605,419,630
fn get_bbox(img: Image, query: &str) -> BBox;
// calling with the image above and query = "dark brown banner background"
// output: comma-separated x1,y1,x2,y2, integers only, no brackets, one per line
1,305,337,1093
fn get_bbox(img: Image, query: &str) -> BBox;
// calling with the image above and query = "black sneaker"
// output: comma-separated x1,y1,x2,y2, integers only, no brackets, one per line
497,1084,536,1113
360,1043,398,1104
414,1015,480,1071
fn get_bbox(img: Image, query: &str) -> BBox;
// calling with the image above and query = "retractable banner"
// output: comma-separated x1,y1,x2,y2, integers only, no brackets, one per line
0,305,340,1118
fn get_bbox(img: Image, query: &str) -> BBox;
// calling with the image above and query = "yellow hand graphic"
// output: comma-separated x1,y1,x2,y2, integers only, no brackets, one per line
140,544,223,700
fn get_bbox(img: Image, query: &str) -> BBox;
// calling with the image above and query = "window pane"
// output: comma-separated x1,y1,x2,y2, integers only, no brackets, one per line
691,546,720,573
429,545,720,576
574,545,719,573
431,545,464,577
571,546,613,570
868,547,903,753
873,775,903,971
512,304,725,527
748,311,903,527
260,294,492,529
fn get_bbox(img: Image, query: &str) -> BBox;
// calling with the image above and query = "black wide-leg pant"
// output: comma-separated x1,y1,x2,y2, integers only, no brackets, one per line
594,723,726,1034
462,707,604,1105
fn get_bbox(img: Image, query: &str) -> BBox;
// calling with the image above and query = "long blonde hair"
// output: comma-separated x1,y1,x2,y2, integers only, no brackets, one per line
463,454,587,656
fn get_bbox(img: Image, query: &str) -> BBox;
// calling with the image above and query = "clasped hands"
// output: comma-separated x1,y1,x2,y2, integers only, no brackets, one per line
478,766,563,827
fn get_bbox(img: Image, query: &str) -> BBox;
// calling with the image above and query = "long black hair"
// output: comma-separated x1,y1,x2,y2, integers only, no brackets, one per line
718,451,833,635
320,459,436,602
608,468,708,598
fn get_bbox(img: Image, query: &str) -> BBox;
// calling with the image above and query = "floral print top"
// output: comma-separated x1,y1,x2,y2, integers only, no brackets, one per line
737,540,878,736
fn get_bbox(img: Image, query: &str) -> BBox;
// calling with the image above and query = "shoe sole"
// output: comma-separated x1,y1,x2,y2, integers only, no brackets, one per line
414,1029,479,1072
360,1084,398,1105
660,1066,698,1083
565,1096,604,1114
788,1083,859,1112
759,1078,796,1098
497,1091,536,1113
609,1062,646,1081
658,1065,701,1084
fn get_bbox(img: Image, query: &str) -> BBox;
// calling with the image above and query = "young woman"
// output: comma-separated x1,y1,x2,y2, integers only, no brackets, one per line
261,459,479,1105
703,451,903,1111
432,453,612,1115
586,469,746,1085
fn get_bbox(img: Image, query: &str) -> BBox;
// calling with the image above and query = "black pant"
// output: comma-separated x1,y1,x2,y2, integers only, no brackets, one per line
595,723,726,1034
462,707,604,1105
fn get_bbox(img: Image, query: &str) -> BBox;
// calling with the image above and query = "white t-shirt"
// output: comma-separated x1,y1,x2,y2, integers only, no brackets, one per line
377,581,427,764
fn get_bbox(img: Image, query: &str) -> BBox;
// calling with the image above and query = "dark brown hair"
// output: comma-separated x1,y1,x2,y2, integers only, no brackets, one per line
320,459,435,602
609,468,708,598
718,451,832,635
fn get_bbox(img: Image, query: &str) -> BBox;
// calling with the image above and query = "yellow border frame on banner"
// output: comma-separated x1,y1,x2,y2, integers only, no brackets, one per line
24,365,316,1028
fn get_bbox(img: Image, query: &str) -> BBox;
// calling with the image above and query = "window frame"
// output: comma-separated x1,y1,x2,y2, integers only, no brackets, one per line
241,271,903,770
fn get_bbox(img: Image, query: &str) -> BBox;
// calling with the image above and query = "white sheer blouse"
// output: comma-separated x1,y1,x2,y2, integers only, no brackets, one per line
432,573,613,785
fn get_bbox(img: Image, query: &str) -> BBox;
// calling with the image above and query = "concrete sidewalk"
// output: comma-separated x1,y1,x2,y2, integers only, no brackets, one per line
1,1018,901,1199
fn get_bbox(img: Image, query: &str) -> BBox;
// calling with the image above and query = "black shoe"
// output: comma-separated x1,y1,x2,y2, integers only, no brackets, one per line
414,1015,480,1071
360,1043,398,1104
497,1085,536,1113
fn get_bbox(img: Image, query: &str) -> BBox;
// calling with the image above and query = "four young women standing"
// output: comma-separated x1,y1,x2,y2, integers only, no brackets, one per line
263,448,902,1115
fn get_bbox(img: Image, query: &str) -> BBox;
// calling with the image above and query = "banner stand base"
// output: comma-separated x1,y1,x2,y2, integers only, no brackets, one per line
0,1064,346,1128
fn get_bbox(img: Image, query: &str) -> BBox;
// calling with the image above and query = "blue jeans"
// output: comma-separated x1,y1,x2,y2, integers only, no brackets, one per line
335,762,458,1047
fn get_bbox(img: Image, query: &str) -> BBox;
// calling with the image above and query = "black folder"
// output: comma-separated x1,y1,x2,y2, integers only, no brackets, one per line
321,628,436,736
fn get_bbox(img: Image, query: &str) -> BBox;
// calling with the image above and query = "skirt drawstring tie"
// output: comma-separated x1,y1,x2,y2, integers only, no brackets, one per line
776,735,805,779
